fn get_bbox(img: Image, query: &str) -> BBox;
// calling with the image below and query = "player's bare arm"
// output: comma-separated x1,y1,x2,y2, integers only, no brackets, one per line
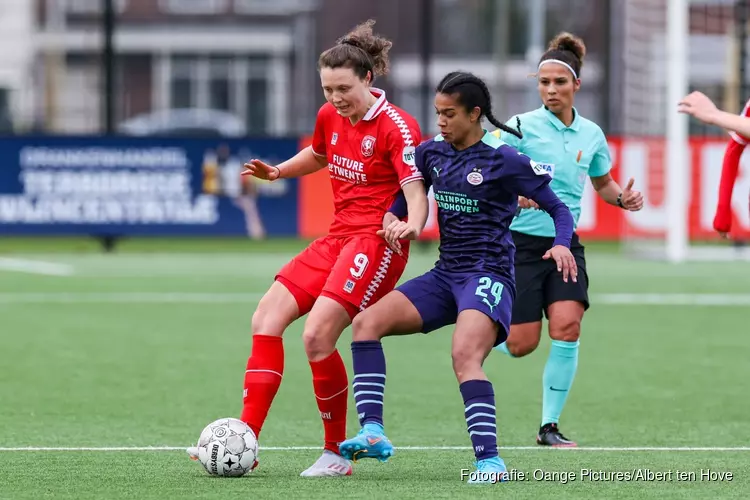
590,173,644,211
709,111,750,138
402,180,429,235
377,181,427,255
679,91,750,137
242,146,326,181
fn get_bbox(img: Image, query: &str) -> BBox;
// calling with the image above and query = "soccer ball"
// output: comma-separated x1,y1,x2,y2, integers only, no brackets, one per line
194,418,258,477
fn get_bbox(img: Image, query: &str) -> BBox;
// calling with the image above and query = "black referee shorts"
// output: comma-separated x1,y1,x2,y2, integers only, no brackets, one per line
510,230,590,325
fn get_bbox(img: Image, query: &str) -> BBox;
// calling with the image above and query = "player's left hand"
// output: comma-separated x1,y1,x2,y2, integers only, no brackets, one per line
678,91,719,125
376,220,419,256
620,178,644,211
543,245,578,283
382,212,400,231
379,214,403,254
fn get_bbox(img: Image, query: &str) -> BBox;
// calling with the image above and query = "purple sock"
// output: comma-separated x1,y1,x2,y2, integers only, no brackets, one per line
351,341,386,427
460,379,498,461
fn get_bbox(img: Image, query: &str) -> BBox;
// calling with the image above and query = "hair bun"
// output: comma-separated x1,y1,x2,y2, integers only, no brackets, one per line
548,32,586,64
334,19,392,77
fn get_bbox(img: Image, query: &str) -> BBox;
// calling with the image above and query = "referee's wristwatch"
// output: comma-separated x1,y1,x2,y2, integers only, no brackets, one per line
616,192,626,209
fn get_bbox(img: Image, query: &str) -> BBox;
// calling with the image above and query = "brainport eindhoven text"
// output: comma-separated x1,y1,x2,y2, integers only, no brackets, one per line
460,468,734,483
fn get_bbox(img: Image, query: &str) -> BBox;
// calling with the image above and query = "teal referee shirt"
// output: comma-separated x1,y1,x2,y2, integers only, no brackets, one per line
493,106,612,238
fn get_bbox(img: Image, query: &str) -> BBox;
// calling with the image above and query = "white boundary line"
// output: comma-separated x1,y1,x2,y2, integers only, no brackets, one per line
1,446,749,452
0,293,262,304
0,258,74,277
0,292,749,306
598,293,750,306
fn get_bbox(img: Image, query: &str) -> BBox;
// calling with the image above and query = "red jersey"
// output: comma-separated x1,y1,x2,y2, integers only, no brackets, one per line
311,88,423,236
729,98,750,145
715,97,750,234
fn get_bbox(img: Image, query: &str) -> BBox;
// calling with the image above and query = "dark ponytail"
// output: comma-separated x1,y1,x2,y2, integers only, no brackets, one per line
436,71,522,139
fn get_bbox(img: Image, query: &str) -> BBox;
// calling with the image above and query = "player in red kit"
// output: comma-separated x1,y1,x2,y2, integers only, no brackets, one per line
679,92,749,238
210,20,427,477
713,98,750,238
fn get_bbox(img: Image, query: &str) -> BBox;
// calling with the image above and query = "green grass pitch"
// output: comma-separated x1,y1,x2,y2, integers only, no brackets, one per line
0,238,748,499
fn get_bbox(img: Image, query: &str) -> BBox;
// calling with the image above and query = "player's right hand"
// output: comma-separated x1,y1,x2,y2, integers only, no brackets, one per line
242,159,280,181
518,196,539,210
543,245,578,283
377,220,419,256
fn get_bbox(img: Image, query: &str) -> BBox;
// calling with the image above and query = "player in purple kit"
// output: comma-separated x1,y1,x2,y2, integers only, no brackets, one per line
337,71,577,484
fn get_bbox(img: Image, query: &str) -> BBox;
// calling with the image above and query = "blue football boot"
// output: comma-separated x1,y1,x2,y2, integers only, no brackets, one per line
467,456,508,484
338,422,394,462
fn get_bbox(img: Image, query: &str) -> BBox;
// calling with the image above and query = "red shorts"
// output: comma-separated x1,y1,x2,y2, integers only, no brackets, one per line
276,235,409,319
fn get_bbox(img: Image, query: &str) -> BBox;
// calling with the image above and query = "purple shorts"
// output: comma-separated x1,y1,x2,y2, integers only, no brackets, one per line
396,267,515,345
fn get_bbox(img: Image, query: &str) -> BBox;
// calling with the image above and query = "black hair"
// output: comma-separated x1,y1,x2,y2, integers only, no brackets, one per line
436,72,522,139
539,32,586,78
318,19,392,81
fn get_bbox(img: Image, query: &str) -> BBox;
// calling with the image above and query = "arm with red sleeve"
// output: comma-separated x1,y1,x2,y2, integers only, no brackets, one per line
715,101,750,234
713,139,745,235
386,125,428,235
273,105,330,179
386,141,432,220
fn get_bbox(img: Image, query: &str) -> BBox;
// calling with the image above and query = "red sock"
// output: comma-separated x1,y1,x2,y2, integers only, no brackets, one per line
240,334,284,440
310,350,349,455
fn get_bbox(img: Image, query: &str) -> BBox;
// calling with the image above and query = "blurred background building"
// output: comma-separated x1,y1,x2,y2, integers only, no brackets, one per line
0,0,748,257
0,0,745,139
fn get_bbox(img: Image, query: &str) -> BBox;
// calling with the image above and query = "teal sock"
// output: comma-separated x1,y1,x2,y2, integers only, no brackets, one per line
493,341,515,357
541,340,579,426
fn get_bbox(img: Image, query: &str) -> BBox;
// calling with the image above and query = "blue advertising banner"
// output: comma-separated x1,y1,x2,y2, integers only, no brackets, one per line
0,136,299,236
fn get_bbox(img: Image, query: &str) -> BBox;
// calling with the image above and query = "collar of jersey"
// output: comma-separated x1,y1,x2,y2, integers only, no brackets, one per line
542,105,580,132
361,88,388,121
434,130,495,152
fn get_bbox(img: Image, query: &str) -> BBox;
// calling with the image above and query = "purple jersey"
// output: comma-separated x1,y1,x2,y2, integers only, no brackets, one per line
390,132,573,281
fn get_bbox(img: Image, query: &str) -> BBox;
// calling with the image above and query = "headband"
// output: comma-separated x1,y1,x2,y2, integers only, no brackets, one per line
538,59,578,79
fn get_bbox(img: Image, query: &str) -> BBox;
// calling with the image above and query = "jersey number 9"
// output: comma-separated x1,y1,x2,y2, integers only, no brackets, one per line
350,253,370,279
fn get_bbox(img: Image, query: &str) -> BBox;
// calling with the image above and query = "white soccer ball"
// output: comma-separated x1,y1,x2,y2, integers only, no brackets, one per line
195,418,258,477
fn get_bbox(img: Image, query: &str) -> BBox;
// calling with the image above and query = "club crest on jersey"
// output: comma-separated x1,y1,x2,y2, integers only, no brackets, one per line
331,133,338,145
467,167,483,186
361,135,376,157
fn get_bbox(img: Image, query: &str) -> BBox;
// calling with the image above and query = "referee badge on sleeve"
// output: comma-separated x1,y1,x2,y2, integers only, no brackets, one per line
530,160,554,177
